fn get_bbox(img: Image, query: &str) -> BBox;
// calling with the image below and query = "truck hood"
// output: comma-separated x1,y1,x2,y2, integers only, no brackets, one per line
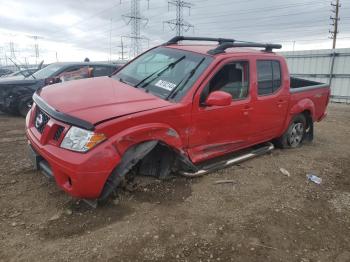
37,77,173,124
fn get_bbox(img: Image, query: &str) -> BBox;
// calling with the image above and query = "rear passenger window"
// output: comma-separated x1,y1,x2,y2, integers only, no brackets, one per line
257,60,282,95
272,61,281,91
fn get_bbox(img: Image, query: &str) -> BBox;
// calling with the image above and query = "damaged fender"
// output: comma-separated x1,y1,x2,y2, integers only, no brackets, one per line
113,123,185,156
99,124,189,200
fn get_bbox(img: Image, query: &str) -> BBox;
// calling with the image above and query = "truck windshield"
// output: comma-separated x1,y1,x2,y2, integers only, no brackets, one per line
113,47,212,101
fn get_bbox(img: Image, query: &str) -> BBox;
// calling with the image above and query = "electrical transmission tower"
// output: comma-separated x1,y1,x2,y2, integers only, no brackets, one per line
9,42,16,59
122,0,149,58
28,35,42,65
118,36,129,61
329,0,341,49
164,0,194,36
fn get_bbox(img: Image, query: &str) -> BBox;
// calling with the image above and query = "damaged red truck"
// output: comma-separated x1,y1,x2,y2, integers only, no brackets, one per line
25,37,330,202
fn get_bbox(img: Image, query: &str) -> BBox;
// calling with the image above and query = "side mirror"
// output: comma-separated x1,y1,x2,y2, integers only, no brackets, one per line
205,91,232,107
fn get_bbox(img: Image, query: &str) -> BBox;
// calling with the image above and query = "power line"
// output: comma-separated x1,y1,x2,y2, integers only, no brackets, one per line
191,0,330,21
194,8,331,26
48,2,127,37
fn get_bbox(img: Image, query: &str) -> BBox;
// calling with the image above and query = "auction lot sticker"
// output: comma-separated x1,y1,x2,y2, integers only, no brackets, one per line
155,80,177,91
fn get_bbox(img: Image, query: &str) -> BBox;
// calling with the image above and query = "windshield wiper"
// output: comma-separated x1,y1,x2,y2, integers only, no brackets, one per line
166,57,206,100
134,55,186,89
118,77,133,86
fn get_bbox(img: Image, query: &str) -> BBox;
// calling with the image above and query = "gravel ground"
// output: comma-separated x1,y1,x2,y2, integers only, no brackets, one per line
0,103,349,262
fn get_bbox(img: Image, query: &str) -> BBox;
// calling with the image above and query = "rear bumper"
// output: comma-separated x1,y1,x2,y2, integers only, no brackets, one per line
26,126,121,199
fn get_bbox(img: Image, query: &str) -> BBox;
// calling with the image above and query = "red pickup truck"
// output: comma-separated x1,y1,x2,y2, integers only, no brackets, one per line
25,37,330,202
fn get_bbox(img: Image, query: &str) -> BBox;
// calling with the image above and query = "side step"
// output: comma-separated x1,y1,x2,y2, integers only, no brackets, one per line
180,142,274,177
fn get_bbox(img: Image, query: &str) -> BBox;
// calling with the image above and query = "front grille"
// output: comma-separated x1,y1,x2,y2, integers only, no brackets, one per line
34,107,50,133
53,126,64,141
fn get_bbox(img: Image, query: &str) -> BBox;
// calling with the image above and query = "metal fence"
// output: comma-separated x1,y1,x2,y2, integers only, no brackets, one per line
280,48,350,103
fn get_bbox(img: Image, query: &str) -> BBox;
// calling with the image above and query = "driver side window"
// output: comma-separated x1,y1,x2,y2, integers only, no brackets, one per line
201,61,249,103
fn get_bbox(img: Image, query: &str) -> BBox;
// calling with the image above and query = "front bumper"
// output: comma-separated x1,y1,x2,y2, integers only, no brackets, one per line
26,121,121,199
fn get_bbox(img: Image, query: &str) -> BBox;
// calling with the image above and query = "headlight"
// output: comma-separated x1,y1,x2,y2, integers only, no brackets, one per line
60,126,106,152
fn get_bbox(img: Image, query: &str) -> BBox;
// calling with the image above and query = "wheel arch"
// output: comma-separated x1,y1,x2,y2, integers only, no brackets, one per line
282,98,315,134
290,98,316,120
98,124,195,201
112,123,185,156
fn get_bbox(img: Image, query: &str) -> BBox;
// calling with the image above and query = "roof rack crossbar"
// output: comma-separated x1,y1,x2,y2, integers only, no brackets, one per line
207,42,282,55
164,36,235,45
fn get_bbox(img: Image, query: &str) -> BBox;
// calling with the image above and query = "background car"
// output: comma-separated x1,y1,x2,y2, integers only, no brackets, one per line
1,68,38,78
0,68,13,77
0,62,121,116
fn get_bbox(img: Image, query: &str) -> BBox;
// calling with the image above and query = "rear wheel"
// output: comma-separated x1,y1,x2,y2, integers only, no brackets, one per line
276,114,306,148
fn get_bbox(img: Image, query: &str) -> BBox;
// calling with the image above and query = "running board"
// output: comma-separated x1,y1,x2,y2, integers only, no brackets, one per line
180,142,274,177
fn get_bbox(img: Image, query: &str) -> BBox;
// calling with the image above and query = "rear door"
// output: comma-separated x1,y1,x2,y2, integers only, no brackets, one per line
188,59,254,163
249,59,289,143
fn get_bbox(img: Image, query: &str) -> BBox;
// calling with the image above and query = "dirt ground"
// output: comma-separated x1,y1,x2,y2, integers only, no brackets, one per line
0,103,349,262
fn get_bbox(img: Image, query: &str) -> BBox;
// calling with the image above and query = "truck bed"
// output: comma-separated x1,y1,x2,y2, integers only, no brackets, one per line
289,77,330,122
290,77,328,93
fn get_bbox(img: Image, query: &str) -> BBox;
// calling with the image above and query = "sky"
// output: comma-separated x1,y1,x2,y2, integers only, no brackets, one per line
0,0,349,65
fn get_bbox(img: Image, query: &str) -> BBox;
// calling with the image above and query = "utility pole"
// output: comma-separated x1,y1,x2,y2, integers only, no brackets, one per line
329,0,341,87
122,0,149,58
164,0,194,36
329,0,341,49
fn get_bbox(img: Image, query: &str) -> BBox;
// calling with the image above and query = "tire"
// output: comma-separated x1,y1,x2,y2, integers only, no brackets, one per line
18,99,32,117
98,141,158,204
276,114,306,149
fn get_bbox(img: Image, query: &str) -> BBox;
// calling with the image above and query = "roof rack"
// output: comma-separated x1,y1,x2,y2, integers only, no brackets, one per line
163,36,282,54
208,42,282,54
164,36,235,45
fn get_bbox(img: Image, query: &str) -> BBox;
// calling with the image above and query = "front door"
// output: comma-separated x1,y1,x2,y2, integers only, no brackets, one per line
188,60,253,163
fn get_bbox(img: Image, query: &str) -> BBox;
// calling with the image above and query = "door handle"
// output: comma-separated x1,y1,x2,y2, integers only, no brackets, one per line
241,106,253,115
277,100,286,108
242,106,253,110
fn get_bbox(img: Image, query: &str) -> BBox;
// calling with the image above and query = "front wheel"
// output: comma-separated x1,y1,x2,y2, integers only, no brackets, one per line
276,114,306,148
18,99,32,117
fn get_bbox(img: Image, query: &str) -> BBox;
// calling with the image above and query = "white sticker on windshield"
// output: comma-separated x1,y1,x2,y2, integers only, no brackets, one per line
155,80,177,91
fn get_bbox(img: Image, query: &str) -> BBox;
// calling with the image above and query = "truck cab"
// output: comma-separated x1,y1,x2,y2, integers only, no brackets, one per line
25,36,330,201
